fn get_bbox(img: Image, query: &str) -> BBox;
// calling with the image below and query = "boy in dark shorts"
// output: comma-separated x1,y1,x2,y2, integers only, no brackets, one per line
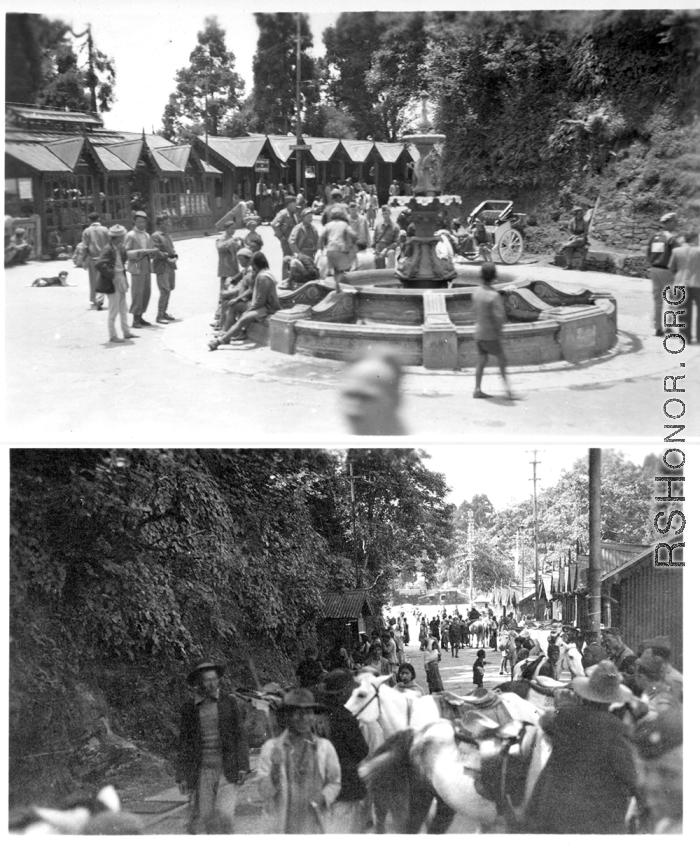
473,649,486,688
471,261,517,400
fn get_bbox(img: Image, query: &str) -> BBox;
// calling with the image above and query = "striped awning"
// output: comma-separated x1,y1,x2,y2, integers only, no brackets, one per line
5,142,73,173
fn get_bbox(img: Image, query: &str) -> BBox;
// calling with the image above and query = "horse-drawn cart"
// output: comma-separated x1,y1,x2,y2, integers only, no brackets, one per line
456,200,525,265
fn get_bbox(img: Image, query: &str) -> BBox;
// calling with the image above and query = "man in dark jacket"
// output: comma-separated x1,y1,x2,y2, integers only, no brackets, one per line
318,669,369,832
176,661,249,834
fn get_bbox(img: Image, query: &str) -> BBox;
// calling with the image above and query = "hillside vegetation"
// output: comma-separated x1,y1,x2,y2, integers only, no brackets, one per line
9,449,453,805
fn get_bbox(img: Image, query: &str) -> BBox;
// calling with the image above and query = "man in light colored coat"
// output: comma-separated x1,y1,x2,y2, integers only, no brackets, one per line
257,688,341,833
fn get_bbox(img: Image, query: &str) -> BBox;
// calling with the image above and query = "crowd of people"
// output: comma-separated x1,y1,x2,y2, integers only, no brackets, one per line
174,606,682,836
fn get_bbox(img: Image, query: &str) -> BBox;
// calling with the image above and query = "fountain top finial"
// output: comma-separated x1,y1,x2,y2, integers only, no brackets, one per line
418,91,431,133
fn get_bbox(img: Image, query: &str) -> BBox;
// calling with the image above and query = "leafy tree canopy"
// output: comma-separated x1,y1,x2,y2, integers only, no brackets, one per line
5,13,116,113
161,17,245,142
250,13,319,135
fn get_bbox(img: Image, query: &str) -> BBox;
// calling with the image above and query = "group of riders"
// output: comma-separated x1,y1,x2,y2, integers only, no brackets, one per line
418,607,500,656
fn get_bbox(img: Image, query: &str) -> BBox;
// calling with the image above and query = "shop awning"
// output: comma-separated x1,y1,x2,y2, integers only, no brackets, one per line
5,142,73,173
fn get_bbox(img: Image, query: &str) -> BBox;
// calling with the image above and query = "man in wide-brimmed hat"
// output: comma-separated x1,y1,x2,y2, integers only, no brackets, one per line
523,661,637,833
257,687,341,833
175,661,249,834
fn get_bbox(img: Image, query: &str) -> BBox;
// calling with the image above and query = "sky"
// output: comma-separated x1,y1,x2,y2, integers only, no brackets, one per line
15,1,646,135
19,0,343,133
419,445,658,511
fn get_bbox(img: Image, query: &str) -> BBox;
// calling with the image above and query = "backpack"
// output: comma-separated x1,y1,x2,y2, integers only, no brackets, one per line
73,241,88,268
648,230,674,269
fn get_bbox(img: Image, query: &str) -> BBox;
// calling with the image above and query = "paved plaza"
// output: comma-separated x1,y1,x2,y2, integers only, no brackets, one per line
5,225,699,442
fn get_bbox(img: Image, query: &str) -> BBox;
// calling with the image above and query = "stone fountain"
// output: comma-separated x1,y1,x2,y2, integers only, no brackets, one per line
262,93,618,370
395,91,458,287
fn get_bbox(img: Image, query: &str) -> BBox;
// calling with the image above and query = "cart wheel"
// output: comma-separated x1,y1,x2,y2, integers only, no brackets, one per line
496,229,523,264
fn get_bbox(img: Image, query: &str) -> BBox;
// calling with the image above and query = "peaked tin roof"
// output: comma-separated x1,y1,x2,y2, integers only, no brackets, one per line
89,144,134,174
44,137,85,169
197,135,268,168
5,142,73,173
321,590,374,620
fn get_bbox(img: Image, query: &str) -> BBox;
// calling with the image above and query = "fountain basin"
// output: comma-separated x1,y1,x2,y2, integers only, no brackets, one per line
268,270,617,370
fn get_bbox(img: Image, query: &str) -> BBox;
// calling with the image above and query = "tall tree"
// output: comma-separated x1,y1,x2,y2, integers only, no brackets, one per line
6,14,116,113
343,449,454,604
366,12,429,141
322,12,386,139
161,17,244,143
322,12,428,141
251,13,318,135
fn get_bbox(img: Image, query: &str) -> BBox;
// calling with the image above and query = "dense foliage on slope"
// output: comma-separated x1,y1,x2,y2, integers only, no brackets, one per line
9,448,453,801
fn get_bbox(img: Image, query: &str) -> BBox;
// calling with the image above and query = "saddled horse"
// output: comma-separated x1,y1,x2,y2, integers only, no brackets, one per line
468,618,487,648
348,674,541,833
357,689,542,833
498,630,519,678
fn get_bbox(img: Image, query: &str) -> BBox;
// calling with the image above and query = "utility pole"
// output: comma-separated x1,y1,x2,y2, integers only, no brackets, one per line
295,13,303,193
516,525,524,598
529,451,542,620
467,509,475,607
589,448,602,640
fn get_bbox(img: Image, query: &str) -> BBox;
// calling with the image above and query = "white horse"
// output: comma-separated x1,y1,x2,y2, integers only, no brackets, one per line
344,672,441,736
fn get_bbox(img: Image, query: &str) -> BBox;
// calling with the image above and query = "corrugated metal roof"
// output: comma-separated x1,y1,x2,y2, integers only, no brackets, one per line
158,145,191,171
5,142,73,173
7,105,103,126
199,135,268,168
106,139,144,169
91,144,134,174
340,139,374,162
199,159,222,174
321,590,374,619
45,137,85,169
602,545,656,582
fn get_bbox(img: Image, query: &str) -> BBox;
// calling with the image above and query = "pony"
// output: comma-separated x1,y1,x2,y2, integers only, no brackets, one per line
469,619,486,648
498,630,518,677
357,695,543,834
348,674,542,833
